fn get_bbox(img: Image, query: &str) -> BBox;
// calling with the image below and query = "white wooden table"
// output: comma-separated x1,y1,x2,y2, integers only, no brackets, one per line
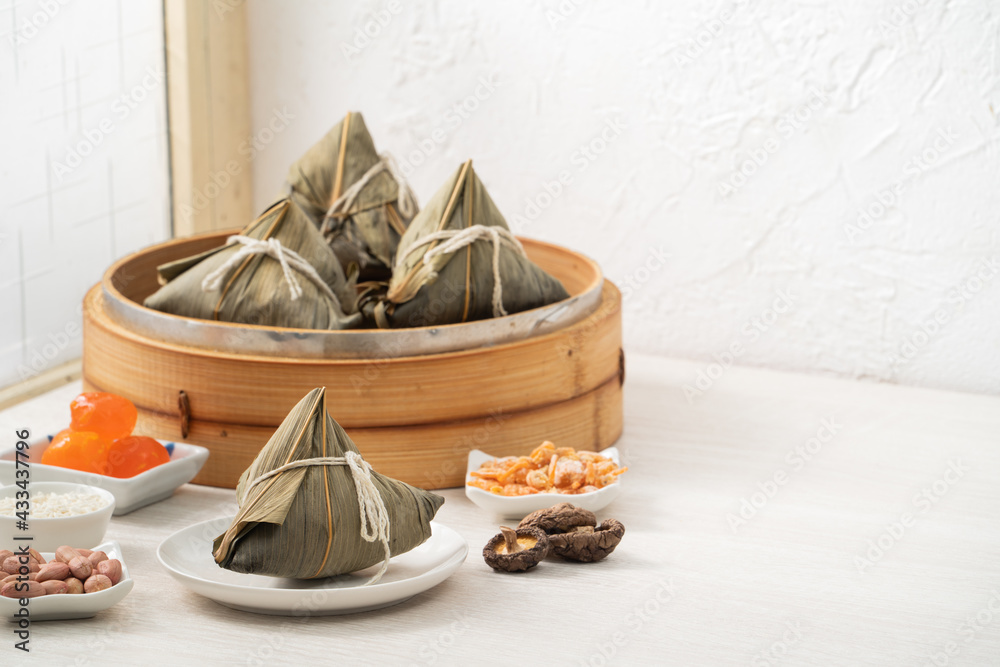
1,354,999,666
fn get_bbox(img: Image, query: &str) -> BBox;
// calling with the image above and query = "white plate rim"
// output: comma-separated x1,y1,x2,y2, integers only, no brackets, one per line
156,517,468,611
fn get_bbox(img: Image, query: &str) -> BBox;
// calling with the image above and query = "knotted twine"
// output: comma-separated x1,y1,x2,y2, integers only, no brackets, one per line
201,235,339,304
322,153,418,234
396,224,527,317
242,450,392,585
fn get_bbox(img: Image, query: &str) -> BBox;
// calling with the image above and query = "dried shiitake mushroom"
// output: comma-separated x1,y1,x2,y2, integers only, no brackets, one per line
518,502,596,535
517,503,625,563
549,519,625,562
483,526,549,573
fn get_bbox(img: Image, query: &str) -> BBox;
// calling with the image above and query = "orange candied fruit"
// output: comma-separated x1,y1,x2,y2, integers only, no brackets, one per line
70,392,137,441
40,431,112,475
50,428,72,446
105,436,170,478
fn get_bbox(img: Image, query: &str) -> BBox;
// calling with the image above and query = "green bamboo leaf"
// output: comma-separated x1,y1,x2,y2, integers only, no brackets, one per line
145,198,362,329
213,388,445,580
378,159,569,328
287,111,417,280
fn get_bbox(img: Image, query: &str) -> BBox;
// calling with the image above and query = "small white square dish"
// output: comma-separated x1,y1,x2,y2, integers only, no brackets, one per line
465,446,623,518
0,437,209,515
0,541,133,621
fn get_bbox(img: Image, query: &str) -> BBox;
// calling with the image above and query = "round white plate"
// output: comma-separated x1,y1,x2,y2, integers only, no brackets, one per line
0,541,134,622
465,446,623,518
157,517,468,616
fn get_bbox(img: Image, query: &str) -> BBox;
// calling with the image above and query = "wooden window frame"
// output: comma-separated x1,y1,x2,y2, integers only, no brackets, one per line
1,1,252,408
165,0,253,237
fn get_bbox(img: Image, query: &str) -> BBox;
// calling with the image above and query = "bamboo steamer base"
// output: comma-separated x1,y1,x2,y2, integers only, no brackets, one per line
82,234,624,490
87,374,622,489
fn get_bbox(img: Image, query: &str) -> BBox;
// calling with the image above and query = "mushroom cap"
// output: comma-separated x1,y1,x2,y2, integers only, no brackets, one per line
482,526,550,572
518,502,596,535
549,519,625,562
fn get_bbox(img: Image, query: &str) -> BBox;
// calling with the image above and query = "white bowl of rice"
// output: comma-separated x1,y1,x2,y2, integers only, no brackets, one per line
0,482,115,551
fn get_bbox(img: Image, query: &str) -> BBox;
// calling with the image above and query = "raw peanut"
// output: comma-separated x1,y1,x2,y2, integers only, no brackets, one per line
1,557,19,575
64,577,84,595
1,580,46,598
28,548,46,565
40,580,68,595
97,559,122,586
3,556,39,575
2,572,37,585
68,556,92,580
36,561,71,582
88,550,108,567
83,574,112,593
76,548,93,557
55,545,81,564
0,550,13,563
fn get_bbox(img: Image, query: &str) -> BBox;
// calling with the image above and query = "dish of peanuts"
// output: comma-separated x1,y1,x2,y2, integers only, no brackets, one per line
0,540,133,621
1,545,124,598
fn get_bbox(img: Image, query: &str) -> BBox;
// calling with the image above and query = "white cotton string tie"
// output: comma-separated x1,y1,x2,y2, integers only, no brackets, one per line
201,235,338,304
243,451,392,585
323,153,418,233
396,225,527,317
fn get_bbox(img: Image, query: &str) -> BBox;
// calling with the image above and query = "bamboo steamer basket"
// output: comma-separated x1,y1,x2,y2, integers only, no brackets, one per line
82,231,623,489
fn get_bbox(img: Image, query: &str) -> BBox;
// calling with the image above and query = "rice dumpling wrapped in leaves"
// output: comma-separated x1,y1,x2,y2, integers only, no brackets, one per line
212,387,444,582
372,160,569,328
286,111,418,281
144,198,362,330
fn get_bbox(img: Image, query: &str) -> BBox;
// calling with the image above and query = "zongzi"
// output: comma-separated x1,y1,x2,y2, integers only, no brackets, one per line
286,111,418,281
144,198,362,329
371,160,569,328
212,387,444,582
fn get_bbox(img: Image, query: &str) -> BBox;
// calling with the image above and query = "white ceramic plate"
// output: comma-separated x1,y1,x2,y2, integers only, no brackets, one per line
465,446,623,518
157,517,468,616
0,437,209,515
0,541,134,622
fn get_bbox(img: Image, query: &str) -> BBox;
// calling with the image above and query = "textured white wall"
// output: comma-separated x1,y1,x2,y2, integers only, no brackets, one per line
246,0,1000,395
0,0,171,388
